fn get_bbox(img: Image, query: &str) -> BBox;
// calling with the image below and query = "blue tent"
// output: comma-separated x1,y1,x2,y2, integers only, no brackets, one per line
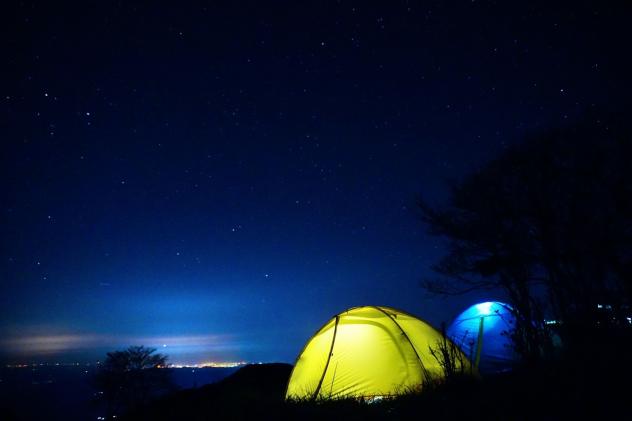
447,301,518,374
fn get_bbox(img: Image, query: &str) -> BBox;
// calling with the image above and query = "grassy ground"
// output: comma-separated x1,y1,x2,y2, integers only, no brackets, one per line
127,330,631,420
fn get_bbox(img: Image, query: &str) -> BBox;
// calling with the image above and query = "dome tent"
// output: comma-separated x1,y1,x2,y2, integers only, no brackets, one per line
285,306,470,400
447,301,518,374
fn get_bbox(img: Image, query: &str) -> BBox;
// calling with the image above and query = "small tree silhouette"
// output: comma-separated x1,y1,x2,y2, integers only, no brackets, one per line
94,345,174,419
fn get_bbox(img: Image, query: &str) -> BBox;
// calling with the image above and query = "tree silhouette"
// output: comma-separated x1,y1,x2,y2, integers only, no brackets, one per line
94,345,174,419
419,112,632,362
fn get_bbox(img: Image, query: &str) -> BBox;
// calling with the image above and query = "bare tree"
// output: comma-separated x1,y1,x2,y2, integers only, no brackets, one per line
94,345,174,419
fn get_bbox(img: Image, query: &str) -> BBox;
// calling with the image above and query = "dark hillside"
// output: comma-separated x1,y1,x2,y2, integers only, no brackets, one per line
126,363,293,420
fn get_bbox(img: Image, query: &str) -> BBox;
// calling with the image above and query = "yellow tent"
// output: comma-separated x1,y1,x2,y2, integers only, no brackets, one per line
285,306,470,400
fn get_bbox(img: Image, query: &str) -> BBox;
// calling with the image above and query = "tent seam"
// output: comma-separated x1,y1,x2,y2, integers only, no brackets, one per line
372,306,428,378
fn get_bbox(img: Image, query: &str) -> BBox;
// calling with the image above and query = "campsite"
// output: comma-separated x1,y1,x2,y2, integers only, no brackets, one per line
80,299,629,420
125,301,630,420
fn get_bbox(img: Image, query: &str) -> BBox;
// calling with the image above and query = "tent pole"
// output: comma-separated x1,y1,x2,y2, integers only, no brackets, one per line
312,315,340,400
474,316,484,370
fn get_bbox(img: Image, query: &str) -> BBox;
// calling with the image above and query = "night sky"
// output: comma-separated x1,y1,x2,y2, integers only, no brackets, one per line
2,1,630,364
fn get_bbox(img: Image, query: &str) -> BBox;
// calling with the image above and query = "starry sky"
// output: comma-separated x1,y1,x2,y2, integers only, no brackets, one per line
2,1,631,364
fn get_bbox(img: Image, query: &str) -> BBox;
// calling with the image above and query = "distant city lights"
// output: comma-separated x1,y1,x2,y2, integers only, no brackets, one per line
6,361,249,369
168,361,248,369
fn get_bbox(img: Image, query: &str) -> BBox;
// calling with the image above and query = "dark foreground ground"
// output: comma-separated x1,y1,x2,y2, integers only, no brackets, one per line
0,366,240,420
2,332,629,420
128,347,630,420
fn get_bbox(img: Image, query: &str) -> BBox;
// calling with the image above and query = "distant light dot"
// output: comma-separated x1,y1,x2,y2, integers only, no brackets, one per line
85,112,91,116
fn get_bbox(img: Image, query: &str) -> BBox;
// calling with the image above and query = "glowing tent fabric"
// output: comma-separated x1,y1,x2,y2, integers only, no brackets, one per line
447,301,517,374
285,306,469,400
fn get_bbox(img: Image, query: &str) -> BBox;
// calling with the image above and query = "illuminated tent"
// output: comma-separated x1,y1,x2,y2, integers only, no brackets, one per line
447,301,517,374
285,306,470,400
